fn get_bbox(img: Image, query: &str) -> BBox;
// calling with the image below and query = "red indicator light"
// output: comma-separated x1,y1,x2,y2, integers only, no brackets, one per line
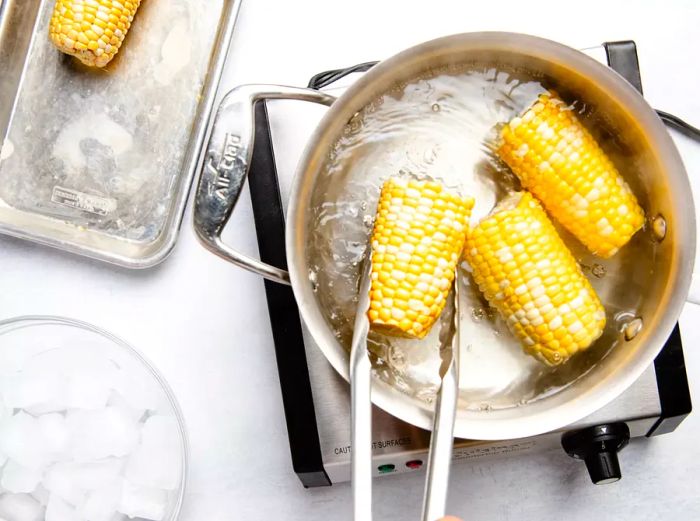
406,460,423,470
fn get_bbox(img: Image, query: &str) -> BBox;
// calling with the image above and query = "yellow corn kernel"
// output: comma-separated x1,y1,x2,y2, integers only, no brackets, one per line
498,92,645,258
464,192,606,365
49,0,141,67
368,177,474,339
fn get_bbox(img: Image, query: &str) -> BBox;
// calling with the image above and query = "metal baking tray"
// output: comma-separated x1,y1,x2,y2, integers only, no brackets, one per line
0,0,241,267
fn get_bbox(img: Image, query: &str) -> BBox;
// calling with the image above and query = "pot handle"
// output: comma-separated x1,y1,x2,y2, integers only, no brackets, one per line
193,85,336,285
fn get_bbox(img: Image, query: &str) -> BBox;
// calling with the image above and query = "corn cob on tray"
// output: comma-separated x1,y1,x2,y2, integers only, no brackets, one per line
497,92,645,258
0,0,240,267
49,0,142,68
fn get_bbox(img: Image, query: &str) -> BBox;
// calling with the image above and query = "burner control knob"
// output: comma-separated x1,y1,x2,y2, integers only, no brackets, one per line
561,423,630,485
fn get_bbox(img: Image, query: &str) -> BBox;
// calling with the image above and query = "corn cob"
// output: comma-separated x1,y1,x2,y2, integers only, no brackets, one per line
368,177,474,339
464,192,605,365
497,92,645,258
49,0,141,68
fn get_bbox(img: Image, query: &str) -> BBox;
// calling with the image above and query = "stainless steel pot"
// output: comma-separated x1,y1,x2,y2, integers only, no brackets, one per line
194,32,696,440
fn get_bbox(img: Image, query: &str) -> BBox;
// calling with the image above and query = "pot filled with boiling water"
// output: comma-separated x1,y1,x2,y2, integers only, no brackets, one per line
194,32,695,439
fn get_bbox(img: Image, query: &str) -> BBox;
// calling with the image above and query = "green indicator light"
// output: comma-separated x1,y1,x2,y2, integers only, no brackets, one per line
377,464,395,474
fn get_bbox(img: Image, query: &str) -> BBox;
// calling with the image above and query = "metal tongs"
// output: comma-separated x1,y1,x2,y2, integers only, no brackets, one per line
350,260,461,521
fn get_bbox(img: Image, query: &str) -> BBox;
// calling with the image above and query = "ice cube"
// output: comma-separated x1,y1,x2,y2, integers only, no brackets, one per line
42,459,124,506
0,412,48,470
0,373,65,411
38,414,70,463
45,494,80,521
30,485,50,507
42,466,85,507
21,346,118,412
117,481,167,521
22,402,67,416
106,391,146,423
125,415,181,490
64,372,112,410
66,408,139,461
112,371,163,412
0,461,43,493
0,397,9,421
0,493,43,521
80,479,122,521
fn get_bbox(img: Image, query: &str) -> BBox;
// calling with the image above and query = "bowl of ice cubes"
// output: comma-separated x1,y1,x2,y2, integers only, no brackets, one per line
0,316,187,521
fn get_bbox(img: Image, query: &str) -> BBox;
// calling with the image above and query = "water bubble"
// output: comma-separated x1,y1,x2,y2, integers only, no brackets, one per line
308,269,318,292
471,308,484,322
363,215,373,227
591,264,607,278
389,350,406,368
551,352,562,363
361,202,368,211
652,214,667,241
623,317,643,341
431,103,441,112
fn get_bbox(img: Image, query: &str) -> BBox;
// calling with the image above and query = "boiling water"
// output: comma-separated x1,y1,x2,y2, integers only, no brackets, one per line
307,66,657,410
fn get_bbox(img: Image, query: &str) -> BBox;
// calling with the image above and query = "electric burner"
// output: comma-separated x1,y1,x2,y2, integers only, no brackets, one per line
245,41,692,488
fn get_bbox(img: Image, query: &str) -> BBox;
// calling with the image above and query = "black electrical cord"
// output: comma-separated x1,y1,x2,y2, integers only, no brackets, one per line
307,61,378,90
308,63,700,145
655,110,700,143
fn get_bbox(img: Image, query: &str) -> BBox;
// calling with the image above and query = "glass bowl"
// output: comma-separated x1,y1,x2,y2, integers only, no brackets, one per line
0,316,187,521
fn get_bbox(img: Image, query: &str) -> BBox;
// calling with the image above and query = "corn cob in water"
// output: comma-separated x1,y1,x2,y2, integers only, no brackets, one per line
464,192,605,365
49,0,141,67
368,177,474,339
497,92,645,258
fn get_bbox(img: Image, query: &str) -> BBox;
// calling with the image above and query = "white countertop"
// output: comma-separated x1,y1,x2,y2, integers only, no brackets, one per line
3,0,700,519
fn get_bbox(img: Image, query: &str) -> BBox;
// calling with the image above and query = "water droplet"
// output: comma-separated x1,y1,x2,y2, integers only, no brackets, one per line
431,103,441,112
552,352,562,363
479,403,491,411
652,214,667,241
623,317,643,341
471,308,484,322
361,201,368,211
363,214,373,227
591,264,607,278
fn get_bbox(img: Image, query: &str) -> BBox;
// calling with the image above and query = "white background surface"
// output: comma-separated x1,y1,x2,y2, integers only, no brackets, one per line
3,0,700,520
